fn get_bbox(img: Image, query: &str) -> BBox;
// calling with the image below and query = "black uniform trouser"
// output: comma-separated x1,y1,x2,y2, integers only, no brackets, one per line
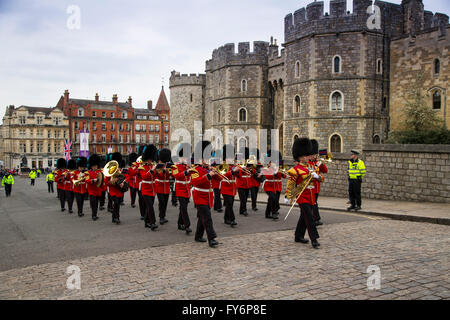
238,188,249,214
58,188,66,209
65,190,74,211
171,184,177,206
195,204,217,241
107,192,112,211
143,195,156,225
47,182,54,193
99,191,106,208
274,191,281,212
31,179,35,186
349,179,362,207
4,184,12,197
137,190,146,218
223,194,235,222
157,193,169,219
250,186,259,209
74,192,85,215
177,196,190,228
213,188,222,211
89,195,99,218
265,191,276,217
129,187,137,205
111,195,121,221
313,193,321,222
295,203,320,241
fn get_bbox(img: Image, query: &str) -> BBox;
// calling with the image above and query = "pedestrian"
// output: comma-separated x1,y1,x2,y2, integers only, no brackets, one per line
107,152,129,225
2,171,14,197
172,143,192,234
64,159,76,214
262,150,284,220
46,171,55,193
139,145,158,230
211,160,223,213
73,157,88,217
29,169,37,186
220,144,240,227
86,154,102,221
347,150,366,211
309,140,328,226
55,158,67,211
37,169,41,178
126,152,138,209
155,148,172,225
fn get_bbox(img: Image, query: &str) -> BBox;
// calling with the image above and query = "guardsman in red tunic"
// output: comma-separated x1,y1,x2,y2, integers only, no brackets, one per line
127,153,139,209
139,145,158,230
190,141,220,248
309,140,328,226
155,148,172,225
171,143,192,234
85,154,103,221
248,149,262,212
55,158,67,212
220,145,241,227
236,149,253,216
286,137,322,249
73,157,88,217
107,152,128,225
261,150,283,220
64,159,76,214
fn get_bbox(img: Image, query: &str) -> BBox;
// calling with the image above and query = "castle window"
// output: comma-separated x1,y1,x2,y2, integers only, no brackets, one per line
333,56,341,73
190,94,193,102
295,61,301,78
238,108,247,122
434,59,440,75
238,137,247,152
218,109,221,123
433,91,441,110
330,91,344,111
376,59,383,74
241,80,247,93
330,134,342,153
294,95,301,113
78,108,84,117
373,135,381,144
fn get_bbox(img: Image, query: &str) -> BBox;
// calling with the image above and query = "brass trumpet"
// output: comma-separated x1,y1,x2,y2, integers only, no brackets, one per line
73,171,88,186
210,163,231,183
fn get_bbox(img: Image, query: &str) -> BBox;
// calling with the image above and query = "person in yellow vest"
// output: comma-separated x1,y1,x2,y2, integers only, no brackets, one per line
46,171,55,193
29,169,37,186
37,169,41,178
2,171,14,197
347,150,366,211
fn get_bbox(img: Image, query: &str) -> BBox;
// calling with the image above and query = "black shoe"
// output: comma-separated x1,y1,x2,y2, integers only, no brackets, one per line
178,224,186,231
78,213,84,217
131,204,136,208
92,216,98,221
69,209,73,214
347,206,356,211
265,215,272,219
120,202,124,206
355,206,361,211
185,227,192,234
160,218,168,225
140,216,145,220
240,211,248,216
224,220,231,225
195,237,207,243
252,207,258,211
145,223,153,228
150,224,158,231
295,238,309,244
216,208,223,213
61,208,65,212
315,220,323,226
209,239,219,247
312,240,320,249
99,206,105,211
230,220,237,227
115,219,121,225
272,214,279,220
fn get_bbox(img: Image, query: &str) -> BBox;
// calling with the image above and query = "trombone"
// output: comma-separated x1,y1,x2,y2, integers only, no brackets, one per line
209,163,231,183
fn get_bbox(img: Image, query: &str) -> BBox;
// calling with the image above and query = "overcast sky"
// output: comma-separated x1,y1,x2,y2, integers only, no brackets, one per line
0,0,448,124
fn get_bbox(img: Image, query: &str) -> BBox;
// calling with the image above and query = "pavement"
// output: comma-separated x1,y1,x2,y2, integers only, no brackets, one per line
0,177,449,300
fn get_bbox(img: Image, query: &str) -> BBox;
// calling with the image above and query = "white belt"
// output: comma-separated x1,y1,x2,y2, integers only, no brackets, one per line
142,181,154,184
264,180,277,183
306,186,315,189
155,179,170,183
241,175,250,178
192,187,212,193
176,181,190,184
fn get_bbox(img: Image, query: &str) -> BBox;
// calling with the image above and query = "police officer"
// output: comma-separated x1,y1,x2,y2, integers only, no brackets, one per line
46,171,55,193
2,171,14,197
29,169,37,186
347,150,366,211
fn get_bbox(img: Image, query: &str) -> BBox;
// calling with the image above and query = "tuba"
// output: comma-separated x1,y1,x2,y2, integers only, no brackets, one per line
103,160,127,191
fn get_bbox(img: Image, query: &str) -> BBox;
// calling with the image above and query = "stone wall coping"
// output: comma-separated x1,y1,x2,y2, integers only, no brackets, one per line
363,144,450,154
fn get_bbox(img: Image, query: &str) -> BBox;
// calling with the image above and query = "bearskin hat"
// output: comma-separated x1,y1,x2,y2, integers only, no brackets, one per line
137,145,145,156
56,158,66,169
292,137,312,160
310,139,319,155
128,152,138,166
67,159,77,170
76,156,88,168
110,152,122,165
193,140,212,162
99,155,107,168
158,148,172,163
142,144,158,162
88,154,101,168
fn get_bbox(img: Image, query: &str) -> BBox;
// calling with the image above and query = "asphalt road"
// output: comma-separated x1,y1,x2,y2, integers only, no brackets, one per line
0,177,378,271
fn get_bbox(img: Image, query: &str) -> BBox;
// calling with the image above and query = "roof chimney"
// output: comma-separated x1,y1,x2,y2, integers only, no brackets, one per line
147,100,153,110
95,93,99,102
112,94,118,104
128,96,132,107
64,89,70,107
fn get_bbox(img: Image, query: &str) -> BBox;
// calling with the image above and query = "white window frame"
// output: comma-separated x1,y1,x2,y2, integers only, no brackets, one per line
78,108,84,117
295,60,301,78
332,55,342,74
376,58,383,75
329,133,343,153
329,90,344,111
241,79,247,93
293,95,301,113
238,107,248,122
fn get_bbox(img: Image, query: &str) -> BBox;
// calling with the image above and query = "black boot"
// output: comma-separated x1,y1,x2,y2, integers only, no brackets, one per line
160,218,168,225
178,224,185,230
185,227,192,234
195,237,207,243
230,220,237,227
209,239,219,247
295,238,309,244
312,240,320,249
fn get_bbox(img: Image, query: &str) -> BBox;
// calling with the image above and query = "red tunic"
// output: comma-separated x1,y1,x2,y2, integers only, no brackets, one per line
190,166,220,207
289,163,316,205
139,164,156,197
220,165,240,197
172,164,191,198
72,170,87,194
236,167,254,189
263,172,282,193
86,170,103,197
309,160,327,194
127,166,139,189
55,169,66,190
155,169,171,194
276,172,286,193
63,170,74,191
108,178,125,198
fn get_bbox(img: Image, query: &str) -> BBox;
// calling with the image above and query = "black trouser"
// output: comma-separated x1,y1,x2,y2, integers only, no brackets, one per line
74,192,85,215
195,204,217,241
65,190,74,211
157,193,169,219
177,196,190,228
223,194,235,222
99,191,106,208
111,195,121,221
250,186,259,209
130,187,137,206
238,188,249,214
213,188,222,211
47,182,54,193
313,193,321,221
58,188,66,209
171,184,177,206
265,191,276,217
137,190,146,218
349,179,362,207
295,203,320,241
89,194,99,218
4,184,12,197
31,179,35,186
274,191,281,212
107,192,112,211
143,195,156,225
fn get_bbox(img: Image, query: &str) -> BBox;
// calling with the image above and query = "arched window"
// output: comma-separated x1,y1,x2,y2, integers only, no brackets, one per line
434,59,440,75
78,108,84,117
373,135,381,144
433,91,441,110
333,56,341,73
190,94,193,102
238,108,247,122
217,109,221,122
238,137,247,151
377,59,383,74
330,91,343,111
295,61,301,78
330,134,342,153
294,95,301,113
241,80,247,92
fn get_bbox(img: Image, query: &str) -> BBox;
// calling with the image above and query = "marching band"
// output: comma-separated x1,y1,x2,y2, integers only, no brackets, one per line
51,137,330,249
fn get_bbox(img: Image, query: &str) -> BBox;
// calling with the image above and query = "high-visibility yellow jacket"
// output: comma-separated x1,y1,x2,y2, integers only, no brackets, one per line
37,170,41,174
2,175,14,186
46,173,54,182
29,171,37,179
348,159,366,179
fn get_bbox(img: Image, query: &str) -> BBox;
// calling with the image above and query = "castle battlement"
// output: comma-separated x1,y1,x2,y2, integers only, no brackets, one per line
205,41,269,72
169,70,206,87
